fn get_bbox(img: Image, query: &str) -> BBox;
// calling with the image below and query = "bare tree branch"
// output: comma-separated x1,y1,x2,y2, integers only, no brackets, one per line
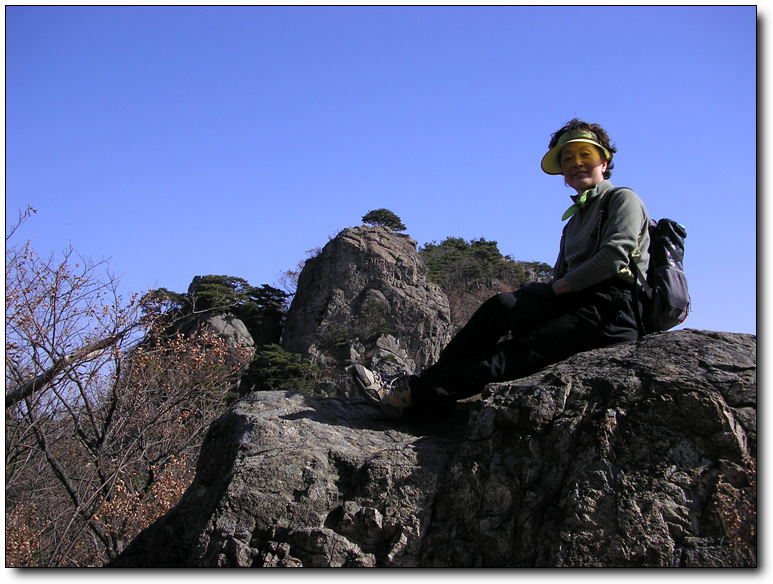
6,210,254,566
5,330,131,409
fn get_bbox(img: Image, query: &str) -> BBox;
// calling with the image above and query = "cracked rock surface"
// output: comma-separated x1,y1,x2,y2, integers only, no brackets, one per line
109,329,756,567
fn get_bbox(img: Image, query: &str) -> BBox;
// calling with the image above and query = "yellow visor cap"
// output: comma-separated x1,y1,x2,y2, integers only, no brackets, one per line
540,129,611,175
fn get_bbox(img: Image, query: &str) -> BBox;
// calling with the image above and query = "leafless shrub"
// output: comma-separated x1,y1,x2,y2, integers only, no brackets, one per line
5,208,249,566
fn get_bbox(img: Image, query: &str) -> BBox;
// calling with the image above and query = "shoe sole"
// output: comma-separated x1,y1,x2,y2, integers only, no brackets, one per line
352,365,383,406
351,365,405,419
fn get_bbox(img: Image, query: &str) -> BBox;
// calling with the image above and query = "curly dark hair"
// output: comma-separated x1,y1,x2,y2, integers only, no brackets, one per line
549,118,617,179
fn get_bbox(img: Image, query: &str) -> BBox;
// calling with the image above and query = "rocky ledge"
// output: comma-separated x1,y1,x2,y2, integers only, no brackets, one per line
109,329,756,568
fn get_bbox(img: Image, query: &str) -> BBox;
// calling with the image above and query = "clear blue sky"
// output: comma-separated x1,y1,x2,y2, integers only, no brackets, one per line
5,6,757,334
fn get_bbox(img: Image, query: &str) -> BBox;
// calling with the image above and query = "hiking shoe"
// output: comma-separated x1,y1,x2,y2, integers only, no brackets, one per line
351,365,412,418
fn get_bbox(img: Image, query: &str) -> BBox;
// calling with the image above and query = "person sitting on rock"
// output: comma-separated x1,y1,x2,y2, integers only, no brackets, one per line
352,118,651,419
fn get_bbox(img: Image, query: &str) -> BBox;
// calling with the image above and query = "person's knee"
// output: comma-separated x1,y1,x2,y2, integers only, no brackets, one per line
489,292,516,312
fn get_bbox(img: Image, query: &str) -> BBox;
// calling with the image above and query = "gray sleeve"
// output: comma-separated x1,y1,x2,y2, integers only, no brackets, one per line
564,189,649,292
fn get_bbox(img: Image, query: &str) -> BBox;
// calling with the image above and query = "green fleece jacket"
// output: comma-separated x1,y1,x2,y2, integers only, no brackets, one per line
554,180,650,292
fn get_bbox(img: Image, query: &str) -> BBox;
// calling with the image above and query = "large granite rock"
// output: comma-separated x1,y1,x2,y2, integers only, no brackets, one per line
109,329,756,567
282,226,452,381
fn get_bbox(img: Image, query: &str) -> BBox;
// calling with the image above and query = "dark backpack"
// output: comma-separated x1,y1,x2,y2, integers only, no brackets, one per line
601,190,690,334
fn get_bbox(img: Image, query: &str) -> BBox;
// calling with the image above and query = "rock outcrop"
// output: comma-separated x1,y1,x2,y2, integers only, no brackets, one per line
282,226,452,382
109,329,756,568
162,310,256,395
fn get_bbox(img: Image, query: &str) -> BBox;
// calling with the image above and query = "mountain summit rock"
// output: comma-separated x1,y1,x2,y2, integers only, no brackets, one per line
283,226,453,386
109,329,756,567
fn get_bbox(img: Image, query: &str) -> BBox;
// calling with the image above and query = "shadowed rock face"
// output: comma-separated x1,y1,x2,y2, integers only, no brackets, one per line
109,329,756,568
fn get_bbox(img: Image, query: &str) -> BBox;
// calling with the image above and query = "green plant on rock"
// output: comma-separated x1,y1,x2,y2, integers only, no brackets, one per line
320,325,351,351
245,344,319,395
353,298,396,343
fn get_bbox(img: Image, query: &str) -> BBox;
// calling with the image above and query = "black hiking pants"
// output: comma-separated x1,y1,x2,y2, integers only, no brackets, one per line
409,278,641,409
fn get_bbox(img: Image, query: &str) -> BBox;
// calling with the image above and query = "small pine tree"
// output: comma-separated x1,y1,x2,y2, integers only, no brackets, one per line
245,343,319,394
361,209,406,232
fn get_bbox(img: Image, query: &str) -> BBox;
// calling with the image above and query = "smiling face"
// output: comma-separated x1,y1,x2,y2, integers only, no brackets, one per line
560,142,609,193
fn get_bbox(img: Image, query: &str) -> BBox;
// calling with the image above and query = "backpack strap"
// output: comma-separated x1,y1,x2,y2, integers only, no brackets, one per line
598,187,649,336
599,188,650,289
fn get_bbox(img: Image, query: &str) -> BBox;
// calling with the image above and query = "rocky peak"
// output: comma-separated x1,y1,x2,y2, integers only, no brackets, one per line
109,329,756,568
282,226,452,383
